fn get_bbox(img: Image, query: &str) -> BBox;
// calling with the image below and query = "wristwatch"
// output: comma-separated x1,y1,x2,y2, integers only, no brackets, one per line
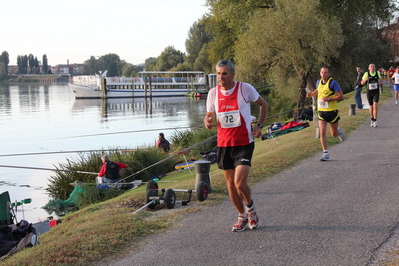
256,123,264,129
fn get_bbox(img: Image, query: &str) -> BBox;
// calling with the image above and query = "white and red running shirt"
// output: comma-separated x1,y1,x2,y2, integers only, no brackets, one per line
206,81,260,147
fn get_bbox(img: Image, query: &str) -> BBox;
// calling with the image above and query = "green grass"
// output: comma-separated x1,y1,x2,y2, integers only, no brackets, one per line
1,86,393,266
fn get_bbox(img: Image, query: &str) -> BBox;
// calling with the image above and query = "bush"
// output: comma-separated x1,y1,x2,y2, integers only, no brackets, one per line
46,128,217,204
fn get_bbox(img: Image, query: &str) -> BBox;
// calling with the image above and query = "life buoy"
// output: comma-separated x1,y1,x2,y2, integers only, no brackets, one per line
134,78,138,82
111,78,116,81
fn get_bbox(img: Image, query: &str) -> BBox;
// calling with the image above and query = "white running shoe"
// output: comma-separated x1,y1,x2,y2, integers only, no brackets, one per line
320,152,330,161
370,120,375,127
232,215,248,232
374,121,378,127
338,127,345,141
247,206,260,230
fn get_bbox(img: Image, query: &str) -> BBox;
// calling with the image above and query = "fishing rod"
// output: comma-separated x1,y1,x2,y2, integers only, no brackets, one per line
0,136,216,179
69,180,178,186
117,134,217,184
264,107,303,121
0,165,98,175
0,149,138,158
51,126,197,140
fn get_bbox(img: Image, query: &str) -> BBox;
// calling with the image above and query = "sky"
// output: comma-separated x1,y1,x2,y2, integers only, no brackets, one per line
1,0,209,66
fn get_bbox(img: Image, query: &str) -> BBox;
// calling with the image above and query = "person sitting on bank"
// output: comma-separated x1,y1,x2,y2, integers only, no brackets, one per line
156,132,170,153
98,154,127,185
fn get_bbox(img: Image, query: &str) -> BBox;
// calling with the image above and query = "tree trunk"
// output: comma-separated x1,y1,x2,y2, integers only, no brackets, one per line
294,73,316,119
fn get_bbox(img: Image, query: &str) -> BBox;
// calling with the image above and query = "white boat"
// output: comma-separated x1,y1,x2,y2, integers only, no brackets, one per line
69,71,207,99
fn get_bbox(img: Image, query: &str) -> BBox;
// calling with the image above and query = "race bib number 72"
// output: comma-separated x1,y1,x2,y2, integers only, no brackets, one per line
218,110,241,128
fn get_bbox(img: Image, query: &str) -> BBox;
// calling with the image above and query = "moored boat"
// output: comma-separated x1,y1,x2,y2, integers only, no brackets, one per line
69,71,207,99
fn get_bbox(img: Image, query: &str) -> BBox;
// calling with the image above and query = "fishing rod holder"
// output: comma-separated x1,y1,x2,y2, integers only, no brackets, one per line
133,179,209,214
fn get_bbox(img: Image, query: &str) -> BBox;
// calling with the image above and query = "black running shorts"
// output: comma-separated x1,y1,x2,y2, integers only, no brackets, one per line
217,142,254,170
367,89,380,105
318,110,340,124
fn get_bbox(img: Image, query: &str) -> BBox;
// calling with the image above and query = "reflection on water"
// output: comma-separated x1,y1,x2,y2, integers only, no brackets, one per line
0,82,207,222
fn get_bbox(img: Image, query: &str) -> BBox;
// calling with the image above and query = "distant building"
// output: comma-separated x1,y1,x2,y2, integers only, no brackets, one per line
7,65,19,75
52,63,84,74
7,64,53,75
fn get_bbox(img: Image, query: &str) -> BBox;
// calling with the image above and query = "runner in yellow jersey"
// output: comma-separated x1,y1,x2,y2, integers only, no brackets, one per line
307,66,345,161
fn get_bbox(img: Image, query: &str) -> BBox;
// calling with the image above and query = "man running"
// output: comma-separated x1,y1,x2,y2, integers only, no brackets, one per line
361,63,382,127
306,66,345,161
203,59,267,232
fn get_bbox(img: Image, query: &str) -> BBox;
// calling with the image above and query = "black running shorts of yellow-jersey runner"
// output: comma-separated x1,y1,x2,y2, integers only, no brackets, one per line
318,110,340,124
217,142,254,170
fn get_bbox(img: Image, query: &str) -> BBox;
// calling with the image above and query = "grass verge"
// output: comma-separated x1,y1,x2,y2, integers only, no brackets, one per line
1,86,392,266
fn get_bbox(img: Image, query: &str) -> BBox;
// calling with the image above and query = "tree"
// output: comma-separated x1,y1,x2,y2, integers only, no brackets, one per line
235,0,344,113
99,53,121,76
185,20,212,69
194,45,213,73
17,55,28,74
203,0,274,64
144,57,157,71
28,54,35,74
170,62,192,71
42,54,48,74
316,0,397,87
1,51,9,75
122,63,139,77
0,64,6,79
203,0,396,115
156,46,184,71
83,56,99,75
33,56,39,74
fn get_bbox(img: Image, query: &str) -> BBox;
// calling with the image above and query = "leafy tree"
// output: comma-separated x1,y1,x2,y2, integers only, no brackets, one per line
185,20,212,69
203,0,274,64
203,0,396,116
0,63,6,79
42,54,48,74
122,63,139,77
316,0,397,86
99,53,121,76
170,62,192,71
144,57,157,71
156,46,184,71
235,0,344,112
28,54,35,74
194,45,213,74
34,56,39,74
17,55,28,74
118,60,128,76
1,51,9,75
83,56,99,75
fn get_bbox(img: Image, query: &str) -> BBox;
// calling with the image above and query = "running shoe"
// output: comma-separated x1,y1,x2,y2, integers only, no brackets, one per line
320,152,330,161
374,121,378,127
370,120,375,127
338,127,345,141
247,208,260,230
396,101,398,105
232,215,248,232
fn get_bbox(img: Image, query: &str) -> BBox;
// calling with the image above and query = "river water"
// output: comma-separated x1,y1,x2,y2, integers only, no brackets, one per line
0,82,208,223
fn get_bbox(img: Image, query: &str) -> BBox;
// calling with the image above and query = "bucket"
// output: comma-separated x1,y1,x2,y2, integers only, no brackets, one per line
32,221,50,235
194,160,211,193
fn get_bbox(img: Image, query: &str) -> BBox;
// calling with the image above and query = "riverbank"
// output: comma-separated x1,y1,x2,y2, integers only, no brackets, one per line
1,84,394,265
3,74,68,83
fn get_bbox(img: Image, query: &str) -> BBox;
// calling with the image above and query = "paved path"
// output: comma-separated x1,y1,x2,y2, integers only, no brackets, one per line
100,86,399,266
